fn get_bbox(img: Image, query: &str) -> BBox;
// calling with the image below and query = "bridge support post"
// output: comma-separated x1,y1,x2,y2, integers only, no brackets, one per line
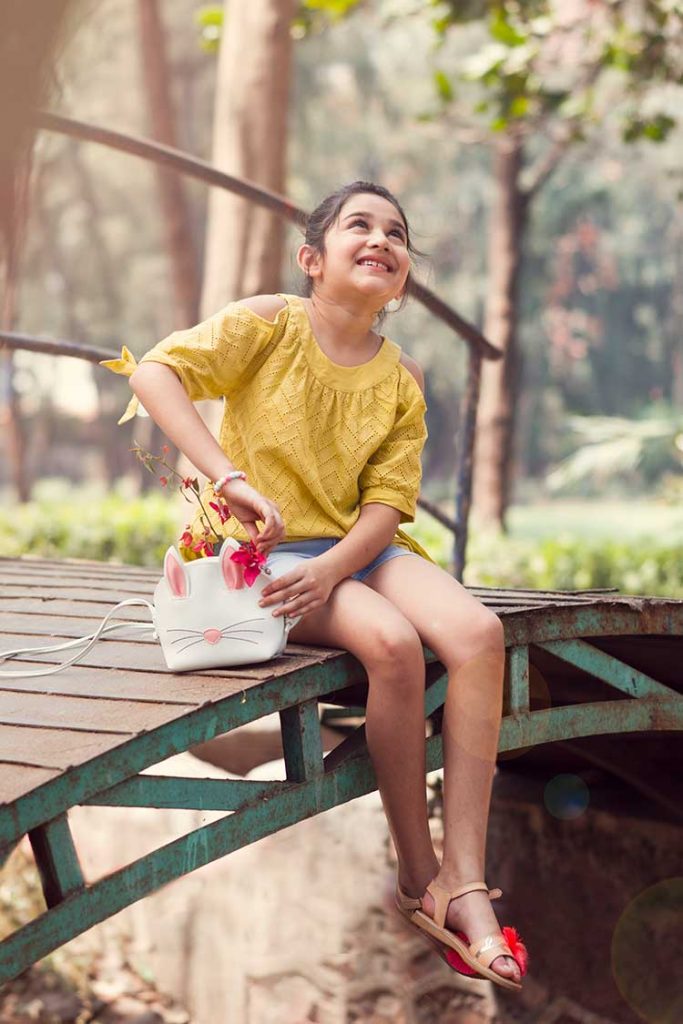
28,812,85,908
280,699,324,781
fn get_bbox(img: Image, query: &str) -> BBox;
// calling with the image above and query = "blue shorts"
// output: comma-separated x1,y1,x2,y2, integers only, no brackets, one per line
265,537,415,583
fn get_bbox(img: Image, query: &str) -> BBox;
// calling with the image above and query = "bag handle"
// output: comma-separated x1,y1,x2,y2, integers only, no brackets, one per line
0,598,155,679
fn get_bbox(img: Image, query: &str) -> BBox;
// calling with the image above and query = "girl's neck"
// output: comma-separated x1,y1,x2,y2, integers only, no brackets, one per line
304,291,383,357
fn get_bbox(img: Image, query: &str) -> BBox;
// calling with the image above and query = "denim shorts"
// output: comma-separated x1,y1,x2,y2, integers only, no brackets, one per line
265,537,415,583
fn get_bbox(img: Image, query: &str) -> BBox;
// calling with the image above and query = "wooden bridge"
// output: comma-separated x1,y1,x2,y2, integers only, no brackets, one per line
1,553,682,984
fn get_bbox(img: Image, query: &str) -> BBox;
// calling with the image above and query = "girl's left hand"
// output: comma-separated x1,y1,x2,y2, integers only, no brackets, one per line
258,558,338,619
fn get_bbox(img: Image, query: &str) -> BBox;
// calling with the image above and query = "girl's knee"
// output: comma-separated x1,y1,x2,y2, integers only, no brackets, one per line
449,611,505,670
366,617,424,674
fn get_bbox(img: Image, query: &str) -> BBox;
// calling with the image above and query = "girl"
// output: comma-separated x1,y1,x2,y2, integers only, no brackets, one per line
123,181,527,990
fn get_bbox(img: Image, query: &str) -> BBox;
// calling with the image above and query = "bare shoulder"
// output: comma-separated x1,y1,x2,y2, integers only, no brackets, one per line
237,294,287,323
399,352,425,395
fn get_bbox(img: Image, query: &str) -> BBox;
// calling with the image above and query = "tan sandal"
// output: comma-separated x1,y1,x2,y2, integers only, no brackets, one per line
394,881,502,969
398,879,528,991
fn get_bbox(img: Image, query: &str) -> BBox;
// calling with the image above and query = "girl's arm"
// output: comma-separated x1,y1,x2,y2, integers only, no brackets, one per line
129,361,286,551
129,362,237,481
316,503,402,584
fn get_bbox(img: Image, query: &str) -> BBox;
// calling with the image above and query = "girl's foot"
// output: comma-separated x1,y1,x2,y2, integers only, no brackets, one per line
420,882,521,984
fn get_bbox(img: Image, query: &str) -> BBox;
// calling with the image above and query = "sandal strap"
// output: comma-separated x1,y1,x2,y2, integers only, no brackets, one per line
469,933,514,971
425,879,503,928
395,885,422,913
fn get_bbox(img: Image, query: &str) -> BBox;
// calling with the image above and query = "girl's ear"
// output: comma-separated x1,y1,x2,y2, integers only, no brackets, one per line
296,243,322,280
164,547,188,598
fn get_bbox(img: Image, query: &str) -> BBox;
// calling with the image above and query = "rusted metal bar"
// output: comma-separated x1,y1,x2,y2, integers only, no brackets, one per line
0,330,117,363
34,111,501,362
280,699,325,781
27,813,84,908
508,645,530,714
453,347,483,580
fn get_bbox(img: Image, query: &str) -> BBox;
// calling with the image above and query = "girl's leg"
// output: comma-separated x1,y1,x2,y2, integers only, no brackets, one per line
288,578,440,893
363,554,520,984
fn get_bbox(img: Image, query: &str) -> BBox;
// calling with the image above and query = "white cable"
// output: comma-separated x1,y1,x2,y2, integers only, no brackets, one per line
0,598,156,678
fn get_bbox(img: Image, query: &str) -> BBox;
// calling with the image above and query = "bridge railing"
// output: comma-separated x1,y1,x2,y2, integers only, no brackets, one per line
0,112,504,579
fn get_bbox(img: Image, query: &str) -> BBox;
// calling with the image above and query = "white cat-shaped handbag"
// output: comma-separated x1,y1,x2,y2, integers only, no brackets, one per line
154,539,302,671
0,539,304,677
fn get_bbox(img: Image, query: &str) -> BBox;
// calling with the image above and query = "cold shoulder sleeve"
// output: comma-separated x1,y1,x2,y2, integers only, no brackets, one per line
358,373,428,523
138,300,288,402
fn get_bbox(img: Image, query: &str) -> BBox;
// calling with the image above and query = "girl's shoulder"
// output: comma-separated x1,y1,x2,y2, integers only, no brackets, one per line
398,351,425,395
235,293,288,325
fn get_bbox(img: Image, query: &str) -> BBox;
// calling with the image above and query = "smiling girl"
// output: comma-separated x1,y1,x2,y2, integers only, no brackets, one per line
124,181,528,990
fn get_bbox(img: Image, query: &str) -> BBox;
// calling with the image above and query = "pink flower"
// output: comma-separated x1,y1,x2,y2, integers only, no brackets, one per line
162,445,170,454
192,538,214,557
180,530,194,549
159,476,168,487
229,541,266,587
181,476,197,490
209,500,231,525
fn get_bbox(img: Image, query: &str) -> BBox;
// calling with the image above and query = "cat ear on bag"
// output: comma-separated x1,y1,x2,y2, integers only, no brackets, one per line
220,541,245,590
164,547,189,598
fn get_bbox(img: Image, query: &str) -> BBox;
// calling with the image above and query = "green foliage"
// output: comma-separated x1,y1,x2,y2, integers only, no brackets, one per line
196,0,364,48
0,487,181,567
546,412,683,495
403,505,683,597
2,490,681,597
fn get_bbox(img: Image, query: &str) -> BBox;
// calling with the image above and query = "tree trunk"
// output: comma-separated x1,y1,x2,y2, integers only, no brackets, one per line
472,133,528,531
1,155,31,503
201,0,295,315
136,0,200,329
136,0,201,490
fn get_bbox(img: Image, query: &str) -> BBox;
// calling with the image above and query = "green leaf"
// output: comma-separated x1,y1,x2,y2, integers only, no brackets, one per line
434,68,454,102
489,7,527,48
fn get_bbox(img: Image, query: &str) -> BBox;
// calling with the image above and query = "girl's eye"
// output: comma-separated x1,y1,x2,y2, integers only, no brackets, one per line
351,219,368,229
391,228,407,241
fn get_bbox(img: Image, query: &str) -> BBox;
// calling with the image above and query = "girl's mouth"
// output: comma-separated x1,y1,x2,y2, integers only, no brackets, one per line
357,258,393,273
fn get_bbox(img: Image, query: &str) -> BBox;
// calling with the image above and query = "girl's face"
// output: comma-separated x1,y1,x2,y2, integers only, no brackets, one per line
299,192,411,308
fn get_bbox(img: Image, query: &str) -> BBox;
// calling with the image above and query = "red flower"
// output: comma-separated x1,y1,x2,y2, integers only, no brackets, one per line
192,538,214,557
162,444,170,454
229,540,266,587
159,476,168,487
181,476,197,490
209,500,231,525
501,927,529,976
180,530,194,549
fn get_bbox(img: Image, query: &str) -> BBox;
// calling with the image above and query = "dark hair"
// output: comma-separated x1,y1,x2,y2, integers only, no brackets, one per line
301,181,424,324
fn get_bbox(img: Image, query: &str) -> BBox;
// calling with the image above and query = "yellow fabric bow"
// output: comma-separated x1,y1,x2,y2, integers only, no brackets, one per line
99,346,148,425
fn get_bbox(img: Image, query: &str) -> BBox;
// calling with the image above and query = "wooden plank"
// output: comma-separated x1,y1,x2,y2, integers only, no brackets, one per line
0,725,127,769
0,598,157,620
1,612,150,634
0,664,277,703
0,583,156,602
0,634,336,681
0,763,61,803
0,691,195,732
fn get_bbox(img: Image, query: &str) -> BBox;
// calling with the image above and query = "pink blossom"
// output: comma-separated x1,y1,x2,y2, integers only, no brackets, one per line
209,500,231,525
159,476,168,487
229,541,266,587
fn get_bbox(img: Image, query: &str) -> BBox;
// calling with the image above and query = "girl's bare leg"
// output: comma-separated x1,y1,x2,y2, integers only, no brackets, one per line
364,555,520,984
288,580,439,902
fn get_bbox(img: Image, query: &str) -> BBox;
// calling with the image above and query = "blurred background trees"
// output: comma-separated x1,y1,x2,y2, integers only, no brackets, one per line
1,0,681,586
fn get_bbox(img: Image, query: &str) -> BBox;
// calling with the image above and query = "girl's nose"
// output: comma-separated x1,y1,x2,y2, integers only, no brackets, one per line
369,230,390,248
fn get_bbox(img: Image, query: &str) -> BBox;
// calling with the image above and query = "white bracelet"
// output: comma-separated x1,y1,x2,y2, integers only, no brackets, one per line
212,470,247,494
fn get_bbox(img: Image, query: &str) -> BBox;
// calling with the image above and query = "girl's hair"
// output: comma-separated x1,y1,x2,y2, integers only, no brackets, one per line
301,181,425,323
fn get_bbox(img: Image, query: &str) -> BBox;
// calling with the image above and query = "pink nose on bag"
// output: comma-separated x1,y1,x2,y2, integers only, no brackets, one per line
203,629,222,645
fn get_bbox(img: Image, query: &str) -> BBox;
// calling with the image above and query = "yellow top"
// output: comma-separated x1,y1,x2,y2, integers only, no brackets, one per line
106,293,435,565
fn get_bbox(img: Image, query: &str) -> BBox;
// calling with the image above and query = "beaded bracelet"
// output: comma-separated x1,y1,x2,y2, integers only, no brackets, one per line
212,470,247,495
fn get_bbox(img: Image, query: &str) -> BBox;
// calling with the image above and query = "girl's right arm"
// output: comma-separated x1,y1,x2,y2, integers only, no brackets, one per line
128,362,285,551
